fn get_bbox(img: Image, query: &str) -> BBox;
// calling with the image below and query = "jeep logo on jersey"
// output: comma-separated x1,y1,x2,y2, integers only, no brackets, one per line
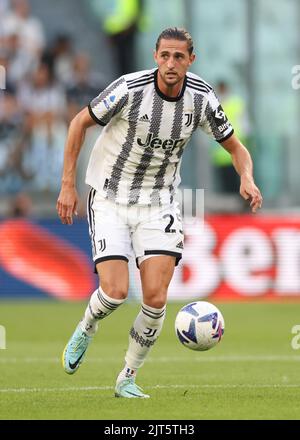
214,105,230,133
137,132,184,151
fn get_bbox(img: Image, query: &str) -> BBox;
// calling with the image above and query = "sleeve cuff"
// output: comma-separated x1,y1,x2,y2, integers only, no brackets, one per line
217,129,234,144
88,104,107,127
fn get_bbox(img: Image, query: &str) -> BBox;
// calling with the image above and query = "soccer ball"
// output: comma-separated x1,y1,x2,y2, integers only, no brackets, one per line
175,301,225,351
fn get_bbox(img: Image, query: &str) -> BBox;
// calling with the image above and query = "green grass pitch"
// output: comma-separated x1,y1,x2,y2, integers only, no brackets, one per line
0,300,300,420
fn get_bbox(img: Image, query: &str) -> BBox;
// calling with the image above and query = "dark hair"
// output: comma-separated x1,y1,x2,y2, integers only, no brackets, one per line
156,27,194,55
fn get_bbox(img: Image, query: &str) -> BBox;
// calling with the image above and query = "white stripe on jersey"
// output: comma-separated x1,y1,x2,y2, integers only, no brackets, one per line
86,69,234,206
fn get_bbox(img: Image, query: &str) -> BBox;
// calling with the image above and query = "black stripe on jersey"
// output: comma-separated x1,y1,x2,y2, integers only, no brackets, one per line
150,99,184,205
169,140,187,202
127,75,154,87
127,72,154,85
187,77,212,89
204,101,227,142
128,92,164,205
192,93,205,132
89,77,127,126
128,75,154,84
106,90,144,201
186,82,211,94
186,77,212,92
99,93,129,125
169,94,204,202
90,77,125,108
128,78,155,90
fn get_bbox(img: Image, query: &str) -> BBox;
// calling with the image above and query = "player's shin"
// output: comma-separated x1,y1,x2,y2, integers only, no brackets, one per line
80,287,126,336
117,303,166,382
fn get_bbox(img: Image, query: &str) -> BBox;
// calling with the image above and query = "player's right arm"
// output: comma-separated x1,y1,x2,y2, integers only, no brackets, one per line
57,107,96,225
57,76,129,224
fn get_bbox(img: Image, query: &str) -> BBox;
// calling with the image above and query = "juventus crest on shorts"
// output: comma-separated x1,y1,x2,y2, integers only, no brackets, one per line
87,68,234,206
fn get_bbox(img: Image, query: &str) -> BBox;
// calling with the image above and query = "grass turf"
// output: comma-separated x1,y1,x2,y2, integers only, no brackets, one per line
0,301,300,420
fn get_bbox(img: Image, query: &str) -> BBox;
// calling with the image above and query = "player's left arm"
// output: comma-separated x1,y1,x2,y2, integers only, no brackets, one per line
221,134,263,213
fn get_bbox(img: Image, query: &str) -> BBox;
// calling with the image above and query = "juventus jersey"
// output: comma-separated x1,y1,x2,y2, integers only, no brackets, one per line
86,68,234,206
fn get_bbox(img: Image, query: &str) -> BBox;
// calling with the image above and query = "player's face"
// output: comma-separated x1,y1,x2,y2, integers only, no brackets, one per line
154,39,195,91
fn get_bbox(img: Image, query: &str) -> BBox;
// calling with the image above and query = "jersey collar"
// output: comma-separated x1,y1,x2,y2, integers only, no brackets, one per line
154,69,187,102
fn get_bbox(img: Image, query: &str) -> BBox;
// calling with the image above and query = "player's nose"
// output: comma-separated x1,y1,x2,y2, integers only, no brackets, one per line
167,57,175,69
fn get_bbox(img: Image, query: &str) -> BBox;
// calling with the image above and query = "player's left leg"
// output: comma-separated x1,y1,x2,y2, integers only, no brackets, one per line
115,256,176,398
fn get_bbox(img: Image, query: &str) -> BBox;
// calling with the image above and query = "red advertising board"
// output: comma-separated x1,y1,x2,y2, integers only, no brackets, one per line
165,215,300,301
1,216,300,301
0,219,96,300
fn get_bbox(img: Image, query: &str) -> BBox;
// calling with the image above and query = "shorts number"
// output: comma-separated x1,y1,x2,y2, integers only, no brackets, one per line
164,214,176,233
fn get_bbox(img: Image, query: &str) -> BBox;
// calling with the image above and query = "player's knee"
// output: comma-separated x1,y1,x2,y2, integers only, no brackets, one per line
144,287,167,309
100,282,128,301
148,298,166,309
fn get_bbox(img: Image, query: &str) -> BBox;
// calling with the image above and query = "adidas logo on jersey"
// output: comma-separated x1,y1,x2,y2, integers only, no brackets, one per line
139,114,150,122
176,241,184,249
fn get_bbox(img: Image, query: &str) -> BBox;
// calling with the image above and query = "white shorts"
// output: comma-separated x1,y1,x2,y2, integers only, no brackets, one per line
87,188,184,270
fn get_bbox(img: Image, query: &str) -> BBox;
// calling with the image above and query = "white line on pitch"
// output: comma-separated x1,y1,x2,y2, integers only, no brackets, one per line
0,384,300,394
0,355,300,364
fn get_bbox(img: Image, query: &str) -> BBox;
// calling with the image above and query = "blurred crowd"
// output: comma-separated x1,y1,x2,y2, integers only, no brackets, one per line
0,0,253,217
0,0,105,203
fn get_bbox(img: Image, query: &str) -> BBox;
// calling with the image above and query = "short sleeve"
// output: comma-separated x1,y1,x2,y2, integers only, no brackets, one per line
199,90,234,143
88,77,129,126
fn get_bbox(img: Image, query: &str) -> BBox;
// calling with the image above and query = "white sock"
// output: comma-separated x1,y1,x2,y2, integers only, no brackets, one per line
80,287,126,336
117,366,137,383
117,303,166,382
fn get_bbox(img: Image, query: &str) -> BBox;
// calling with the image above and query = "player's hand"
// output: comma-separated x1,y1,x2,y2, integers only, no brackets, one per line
56,185,78,225
240,173,263,213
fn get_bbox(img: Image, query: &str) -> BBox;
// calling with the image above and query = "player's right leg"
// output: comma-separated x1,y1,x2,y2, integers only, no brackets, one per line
62,188,131,375
62,260,129,374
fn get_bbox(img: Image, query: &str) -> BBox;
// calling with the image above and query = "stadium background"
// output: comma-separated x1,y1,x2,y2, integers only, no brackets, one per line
1,0,300,421
0,0,299,302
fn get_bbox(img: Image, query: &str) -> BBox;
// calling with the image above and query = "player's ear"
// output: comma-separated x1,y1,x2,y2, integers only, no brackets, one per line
153,50,158,64
189,53,196,66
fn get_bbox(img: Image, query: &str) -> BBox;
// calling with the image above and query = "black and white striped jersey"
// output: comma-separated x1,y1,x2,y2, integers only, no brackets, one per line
87,68,234,206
